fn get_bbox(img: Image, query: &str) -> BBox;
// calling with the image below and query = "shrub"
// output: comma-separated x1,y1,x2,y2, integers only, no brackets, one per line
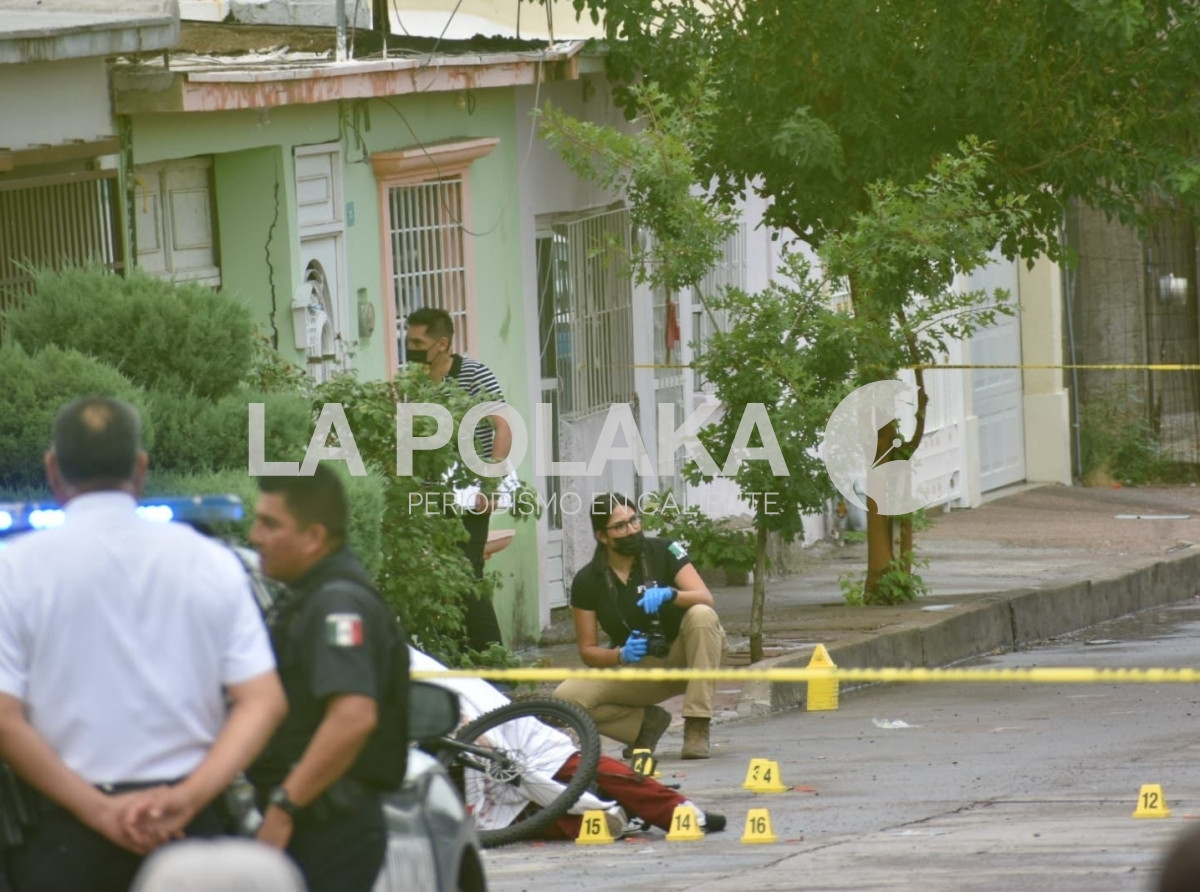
312,369,535,666
144,467,386,579
639,491,758,573
5,265,254,400
0,345,153,491
147,388,314,476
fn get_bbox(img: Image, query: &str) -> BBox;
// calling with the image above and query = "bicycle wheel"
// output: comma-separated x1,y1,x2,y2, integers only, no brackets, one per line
446,697,601,847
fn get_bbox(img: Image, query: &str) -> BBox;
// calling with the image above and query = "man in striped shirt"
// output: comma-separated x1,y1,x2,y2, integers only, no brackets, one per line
405,307,512,651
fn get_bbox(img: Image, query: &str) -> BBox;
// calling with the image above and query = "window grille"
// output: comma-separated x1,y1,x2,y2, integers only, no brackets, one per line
389,177,469,359
0,170,122,308
549,207,635,419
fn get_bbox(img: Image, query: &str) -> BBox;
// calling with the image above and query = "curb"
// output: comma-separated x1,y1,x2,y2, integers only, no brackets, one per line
737,549,1200,716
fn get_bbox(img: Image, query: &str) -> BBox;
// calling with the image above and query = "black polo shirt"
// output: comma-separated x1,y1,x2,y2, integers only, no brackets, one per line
249,546,407,791
569,536,692,647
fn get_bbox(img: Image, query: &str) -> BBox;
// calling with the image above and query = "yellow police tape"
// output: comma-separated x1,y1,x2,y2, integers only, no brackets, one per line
914,363,1200,371
411,666,1200,684
634,362,1200,371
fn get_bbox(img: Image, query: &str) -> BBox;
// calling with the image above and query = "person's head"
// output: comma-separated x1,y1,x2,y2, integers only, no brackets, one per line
45,396,148,504
1159,823,1200,892
405,307,455,366
590,492,645,558
130,838,306,892
250,463,348,583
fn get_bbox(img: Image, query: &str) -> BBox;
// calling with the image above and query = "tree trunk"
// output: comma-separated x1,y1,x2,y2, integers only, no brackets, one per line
899,515,913,572
864,419,897,598
749,516,769,664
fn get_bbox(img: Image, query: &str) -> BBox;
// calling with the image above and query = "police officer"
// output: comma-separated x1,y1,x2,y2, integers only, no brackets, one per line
555,493,729,760
248,464,408,892
0,396,287,892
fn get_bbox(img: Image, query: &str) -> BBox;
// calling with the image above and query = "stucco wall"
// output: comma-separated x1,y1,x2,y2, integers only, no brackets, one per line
129,85,541,644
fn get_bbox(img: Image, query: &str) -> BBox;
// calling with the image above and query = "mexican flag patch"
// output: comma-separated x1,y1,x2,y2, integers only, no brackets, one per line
326,613,364,647
668,541,689,560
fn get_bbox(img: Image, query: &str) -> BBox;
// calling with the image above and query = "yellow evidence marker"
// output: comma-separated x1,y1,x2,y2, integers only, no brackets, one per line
740,808,779,844
807,643,839,711
1132,784,1171,819
630,747,662,779
666,804,705,841
742,758,788,793
576,809,616,844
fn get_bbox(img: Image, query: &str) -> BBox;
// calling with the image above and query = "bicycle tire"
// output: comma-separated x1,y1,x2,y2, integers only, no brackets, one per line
446,697,601,848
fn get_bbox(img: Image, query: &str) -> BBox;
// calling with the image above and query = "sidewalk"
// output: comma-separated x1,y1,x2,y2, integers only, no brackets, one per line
521,483,1200,725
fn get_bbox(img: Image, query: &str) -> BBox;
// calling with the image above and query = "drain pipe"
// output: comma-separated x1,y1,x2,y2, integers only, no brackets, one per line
336,0,348,61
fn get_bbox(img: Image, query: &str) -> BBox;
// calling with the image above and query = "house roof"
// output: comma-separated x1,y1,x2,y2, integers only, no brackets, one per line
0,0,179,65
111,21,597,113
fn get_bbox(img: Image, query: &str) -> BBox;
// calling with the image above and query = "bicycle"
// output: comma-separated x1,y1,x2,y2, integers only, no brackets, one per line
425,696,601,848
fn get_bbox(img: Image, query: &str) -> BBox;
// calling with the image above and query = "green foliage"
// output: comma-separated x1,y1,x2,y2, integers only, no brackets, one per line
0,345,153,491
312,368,532,666
245,332,315,397
821,141,1034,388
639,491,757,573
839,551,930,606
5,265,254,400
1078,400,1175,487
143,467,386,580
538,79,737,289
686,251,856,542
574,0,1200,256
147,388,314,476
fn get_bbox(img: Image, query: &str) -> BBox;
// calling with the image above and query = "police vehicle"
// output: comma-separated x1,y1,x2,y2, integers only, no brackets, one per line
0,496,486,892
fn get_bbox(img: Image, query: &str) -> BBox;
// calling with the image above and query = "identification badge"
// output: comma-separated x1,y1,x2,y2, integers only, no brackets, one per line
668,541,688,560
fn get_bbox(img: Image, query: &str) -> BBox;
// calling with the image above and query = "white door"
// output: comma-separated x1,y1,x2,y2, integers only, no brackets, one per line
970,258,1026,491
294,144,350,381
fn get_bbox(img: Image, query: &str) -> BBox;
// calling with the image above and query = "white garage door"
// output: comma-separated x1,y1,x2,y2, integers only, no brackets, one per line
970,258,1026,492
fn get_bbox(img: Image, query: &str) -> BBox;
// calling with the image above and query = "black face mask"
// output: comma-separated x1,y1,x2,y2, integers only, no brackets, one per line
611,530,645,557
406,348,428,365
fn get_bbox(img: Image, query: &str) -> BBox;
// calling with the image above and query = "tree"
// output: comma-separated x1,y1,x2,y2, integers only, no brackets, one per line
687,252,854,659
555,0,1200,597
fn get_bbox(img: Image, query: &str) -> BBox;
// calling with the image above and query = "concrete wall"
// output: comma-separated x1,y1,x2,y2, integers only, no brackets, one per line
1066,204,1148,413
0,58,113,151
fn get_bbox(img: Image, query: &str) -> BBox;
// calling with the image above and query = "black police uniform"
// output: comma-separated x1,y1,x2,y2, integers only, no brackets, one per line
569,536,692,648
249,546,407,892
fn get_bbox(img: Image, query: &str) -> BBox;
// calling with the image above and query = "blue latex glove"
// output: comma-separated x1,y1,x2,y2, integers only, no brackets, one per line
637,586,677,615
621,634,649,664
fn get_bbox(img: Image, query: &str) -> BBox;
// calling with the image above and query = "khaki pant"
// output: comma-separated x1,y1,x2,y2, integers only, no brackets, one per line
555,605,729,744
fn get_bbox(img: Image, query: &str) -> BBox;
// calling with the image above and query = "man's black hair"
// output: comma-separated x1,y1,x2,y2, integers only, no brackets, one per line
257,463,348,543
406,306,455,342
52,396,142,486
589,492,637,534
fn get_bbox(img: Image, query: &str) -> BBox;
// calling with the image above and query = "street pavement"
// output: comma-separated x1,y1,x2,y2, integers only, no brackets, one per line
524,482,1200,754
474,483,1200,891
484,601,1200,892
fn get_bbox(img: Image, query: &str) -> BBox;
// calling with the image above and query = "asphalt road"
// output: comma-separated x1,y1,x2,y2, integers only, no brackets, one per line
481,602,1200,892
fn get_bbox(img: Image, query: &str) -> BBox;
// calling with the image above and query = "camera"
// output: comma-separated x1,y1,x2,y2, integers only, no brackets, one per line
641,616,670,659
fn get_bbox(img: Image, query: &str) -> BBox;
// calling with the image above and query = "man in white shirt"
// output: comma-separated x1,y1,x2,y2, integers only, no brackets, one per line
0,396,287,892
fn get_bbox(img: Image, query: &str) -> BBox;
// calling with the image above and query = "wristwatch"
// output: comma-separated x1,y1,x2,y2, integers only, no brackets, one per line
268,786,301,818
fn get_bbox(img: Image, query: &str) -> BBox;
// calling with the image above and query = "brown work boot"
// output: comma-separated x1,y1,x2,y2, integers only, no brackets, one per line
681,717,711,760
621,705,672,759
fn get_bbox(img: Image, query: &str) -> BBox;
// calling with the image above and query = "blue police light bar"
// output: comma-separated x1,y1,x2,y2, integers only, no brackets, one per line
0,495,244,538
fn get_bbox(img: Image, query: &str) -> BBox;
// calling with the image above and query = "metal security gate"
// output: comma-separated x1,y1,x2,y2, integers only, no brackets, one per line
0,170,122,306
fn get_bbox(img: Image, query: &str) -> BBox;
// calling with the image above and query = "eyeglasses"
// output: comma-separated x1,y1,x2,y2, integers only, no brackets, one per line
605,515,642,535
